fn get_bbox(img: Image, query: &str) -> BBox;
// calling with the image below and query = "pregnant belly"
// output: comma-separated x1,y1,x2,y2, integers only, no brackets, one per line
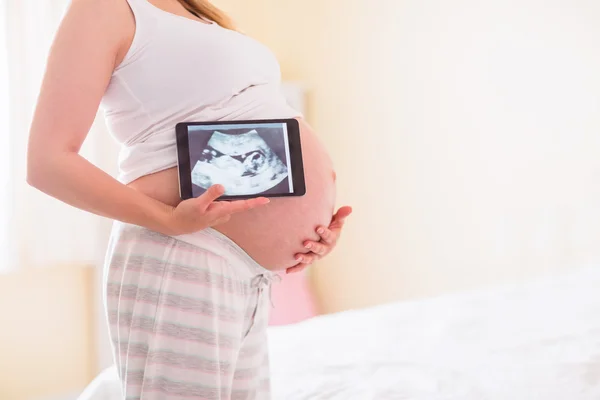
128,118,337,271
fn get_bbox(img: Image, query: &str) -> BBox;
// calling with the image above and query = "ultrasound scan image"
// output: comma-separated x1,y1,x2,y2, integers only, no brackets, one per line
191,129,289,195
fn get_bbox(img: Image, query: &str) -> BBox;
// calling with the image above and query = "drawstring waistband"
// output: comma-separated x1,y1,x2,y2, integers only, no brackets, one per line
251,273,282,308
172,226,283,307
173,227,274,278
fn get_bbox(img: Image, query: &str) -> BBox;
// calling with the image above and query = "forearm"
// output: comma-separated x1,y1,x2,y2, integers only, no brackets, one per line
27,151,175,234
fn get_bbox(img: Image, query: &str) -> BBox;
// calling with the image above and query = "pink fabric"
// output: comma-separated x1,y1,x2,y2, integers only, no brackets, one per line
269,272,317,326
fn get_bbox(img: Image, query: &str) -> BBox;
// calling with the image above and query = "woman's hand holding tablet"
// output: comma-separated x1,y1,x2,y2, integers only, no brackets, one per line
161,184,270,235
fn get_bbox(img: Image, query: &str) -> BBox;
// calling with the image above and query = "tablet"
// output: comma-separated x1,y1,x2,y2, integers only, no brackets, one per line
176,119,306,200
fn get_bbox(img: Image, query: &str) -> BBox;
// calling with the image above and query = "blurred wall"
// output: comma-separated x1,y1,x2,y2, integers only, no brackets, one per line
0,266,95,400
232,0,600,313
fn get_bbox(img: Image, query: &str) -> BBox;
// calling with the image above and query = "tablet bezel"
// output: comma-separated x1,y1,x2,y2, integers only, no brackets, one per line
176,118,306,201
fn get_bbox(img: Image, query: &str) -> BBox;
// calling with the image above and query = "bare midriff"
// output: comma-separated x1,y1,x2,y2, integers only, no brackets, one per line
127,118,337,271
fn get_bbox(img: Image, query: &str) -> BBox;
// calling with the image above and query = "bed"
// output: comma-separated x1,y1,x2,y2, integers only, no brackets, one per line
78,266,600,399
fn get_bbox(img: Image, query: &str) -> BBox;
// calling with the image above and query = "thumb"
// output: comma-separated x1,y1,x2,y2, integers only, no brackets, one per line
332,206,353,225
196,185,225,210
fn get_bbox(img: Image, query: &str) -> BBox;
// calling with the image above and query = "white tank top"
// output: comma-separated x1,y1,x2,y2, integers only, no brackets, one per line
100,0,302,184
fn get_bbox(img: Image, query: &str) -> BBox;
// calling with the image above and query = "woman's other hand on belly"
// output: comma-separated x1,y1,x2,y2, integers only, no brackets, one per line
286,206,353,274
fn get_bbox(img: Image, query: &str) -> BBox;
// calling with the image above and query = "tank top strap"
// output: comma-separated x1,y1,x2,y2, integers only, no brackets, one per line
125,0,153,15
125,0,187,21
117,0,158,71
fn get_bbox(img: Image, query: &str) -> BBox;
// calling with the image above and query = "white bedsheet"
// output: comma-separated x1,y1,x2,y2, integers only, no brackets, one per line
79,266,600,400
268,266,600,399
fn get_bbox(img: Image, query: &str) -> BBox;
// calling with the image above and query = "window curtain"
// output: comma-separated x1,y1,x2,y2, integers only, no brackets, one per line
1,0,11,271
2,0,118,272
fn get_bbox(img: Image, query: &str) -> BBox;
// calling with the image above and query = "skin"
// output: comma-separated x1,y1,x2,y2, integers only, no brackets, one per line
26,0,350,273
288,206,353,274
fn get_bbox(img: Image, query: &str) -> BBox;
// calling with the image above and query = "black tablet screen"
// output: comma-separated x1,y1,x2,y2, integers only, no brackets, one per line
186,122,295,197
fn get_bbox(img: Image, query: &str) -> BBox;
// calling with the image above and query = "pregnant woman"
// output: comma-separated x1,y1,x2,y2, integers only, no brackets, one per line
26,0,351,399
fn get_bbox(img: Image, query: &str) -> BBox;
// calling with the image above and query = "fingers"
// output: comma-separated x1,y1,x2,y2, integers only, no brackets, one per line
335,206,353,220
207,197,270,220
286,264,308,274
316,226,335,245
286,207,352,272
196,185,225,210
330,206,353,228
198,186,271,214
313,206,352,244
304,240,328,256
295,252,318,265
224,197,270,215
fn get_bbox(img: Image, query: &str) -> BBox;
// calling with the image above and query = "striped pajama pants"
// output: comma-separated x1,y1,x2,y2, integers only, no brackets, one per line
103,222,278,400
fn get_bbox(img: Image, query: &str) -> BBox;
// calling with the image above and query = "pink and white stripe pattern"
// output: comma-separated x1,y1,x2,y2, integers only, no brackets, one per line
103,222,276,399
